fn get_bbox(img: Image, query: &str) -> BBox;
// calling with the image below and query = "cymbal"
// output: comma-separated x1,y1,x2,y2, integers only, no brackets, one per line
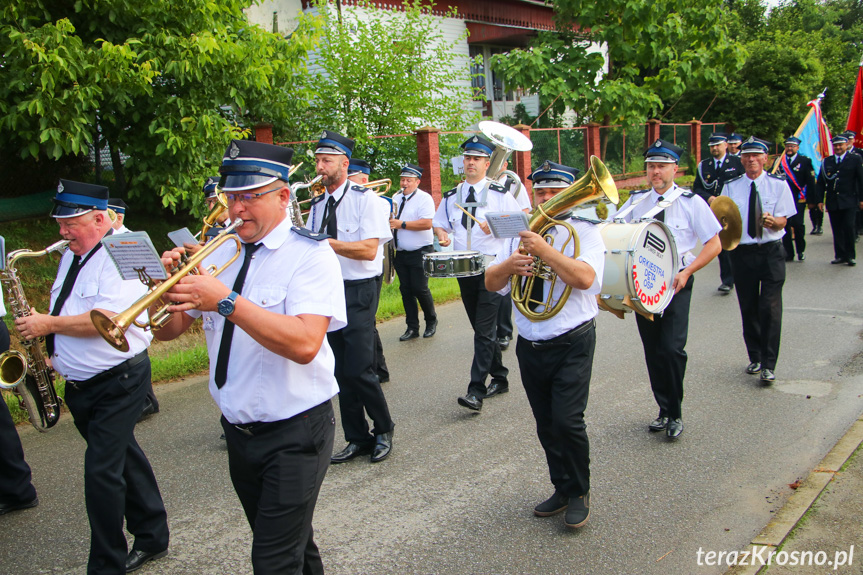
711,196,742,251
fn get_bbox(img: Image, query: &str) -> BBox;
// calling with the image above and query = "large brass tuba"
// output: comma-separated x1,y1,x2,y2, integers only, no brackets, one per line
0,239,69,431
511,156,619,322
91,222,243,352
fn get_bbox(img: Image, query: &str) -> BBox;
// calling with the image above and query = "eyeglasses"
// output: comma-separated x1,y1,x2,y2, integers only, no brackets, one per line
225,188,281,205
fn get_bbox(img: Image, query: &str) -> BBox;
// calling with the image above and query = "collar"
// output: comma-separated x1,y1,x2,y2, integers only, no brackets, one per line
651,184,676,199
837,153,847,162
326,179,350,202
744,171,767,185
786,153,798,163
715,155,726,164
462,177,488,191
256,215,293,251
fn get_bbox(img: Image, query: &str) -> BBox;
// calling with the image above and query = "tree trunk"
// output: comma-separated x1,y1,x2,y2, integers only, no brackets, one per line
107,136,126,195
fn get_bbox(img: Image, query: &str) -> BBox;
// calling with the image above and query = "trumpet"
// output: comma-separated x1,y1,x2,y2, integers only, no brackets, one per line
366,178,391,196
91,222,243,352
201,192,229,238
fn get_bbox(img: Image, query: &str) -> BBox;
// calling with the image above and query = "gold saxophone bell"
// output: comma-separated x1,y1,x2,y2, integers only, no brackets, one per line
91,221,244,352
0,349,27,390
511,156,619,322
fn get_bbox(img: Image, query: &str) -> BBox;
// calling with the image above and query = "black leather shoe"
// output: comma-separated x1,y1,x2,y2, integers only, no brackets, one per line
761,368,776,383
484,381,509,398
666,418,684,439
798,253,805,261
423,320,437,338
814,227,824,235
399,328,420,341
848,259,857,266
126,549,168,572
137,398,156,422
0,496,38,516
648,416,669,432
534,491,568,517
330,442,373,464
717,284,732,293
371,432,393,463
564,492,590,529
457,393,483,411
832,258,847,264
497,335,512,350
745,362,762,374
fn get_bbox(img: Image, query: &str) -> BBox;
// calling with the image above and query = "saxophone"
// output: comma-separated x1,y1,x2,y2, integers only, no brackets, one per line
0,240,69,432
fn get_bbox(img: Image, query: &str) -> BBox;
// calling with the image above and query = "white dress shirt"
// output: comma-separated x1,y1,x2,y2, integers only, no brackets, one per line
616,185,721,269
432,178,522,256
491,219,605,341
498,174,532,211
392,188,435,251
305,180,393,280
721,172,796,245
50,244,152,381
191,217,347,424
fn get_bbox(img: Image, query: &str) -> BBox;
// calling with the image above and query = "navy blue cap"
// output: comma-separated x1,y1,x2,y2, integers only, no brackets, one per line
203,176,220,198
843,131,856,139
644,139,683,163
400,164,423,178
740,136,771,154
348,159,371,176
708,132,728,145
832,134,849,144
218,140,294,192
461,135,495,157
107,198,127,214
528,160,580,188
727,133,743,144
315,130,355,157
784,136,802,146
52,179,109,218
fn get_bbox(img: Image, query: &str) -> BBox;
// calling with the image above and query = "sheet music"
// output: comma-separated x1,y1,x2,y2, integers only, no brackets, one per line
167,227,197,248
102,232,168,282
485,211,530,238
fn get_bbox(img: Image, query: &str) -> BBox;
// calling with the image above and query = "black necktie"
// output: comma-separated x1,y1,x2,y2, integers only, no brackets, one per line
214,242,262,389
462,186,476,228
393,195,408,249
748,181,763,240
323,196,338,238
716,161,721,171
46,255,82,356
654,196,665,223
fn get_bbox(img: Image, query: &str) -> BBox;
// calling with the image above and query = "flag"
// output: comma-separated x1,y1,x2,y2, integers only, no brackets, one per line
847,61,863,149
795,92,833,175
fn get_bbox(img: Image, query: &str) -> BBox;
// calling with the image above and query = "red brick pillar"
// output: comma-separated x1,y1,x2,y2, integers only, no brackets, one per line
513,124,533,205
254,123,273,145
585,122,602,167
645,119,662,148
689,120,703,167
416,126,442,206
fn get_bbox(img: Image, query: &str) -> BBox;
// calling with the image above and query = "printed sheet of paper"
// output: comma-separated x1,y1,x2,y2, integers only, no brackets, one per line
102,232,168,282
167,227,198,248
485,211,530,238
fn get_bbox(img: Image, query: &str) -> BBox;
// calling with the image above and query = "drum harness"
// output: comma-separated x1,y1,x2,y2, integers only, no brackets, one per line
453,181,489,253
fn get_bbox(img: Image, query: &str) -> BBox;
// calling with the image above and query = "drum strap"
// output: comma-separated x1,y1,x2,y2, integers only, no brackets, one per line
641,186,685,220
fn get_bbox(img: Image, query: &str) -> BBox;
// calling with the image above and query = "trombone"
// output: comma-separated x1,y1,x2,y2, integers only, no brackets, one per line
91,221,243,352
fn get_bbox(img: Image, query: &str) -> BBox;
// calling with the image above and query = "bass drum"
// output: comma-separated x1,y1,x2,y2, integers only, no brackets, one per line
422,250,485,278
596,220,678,318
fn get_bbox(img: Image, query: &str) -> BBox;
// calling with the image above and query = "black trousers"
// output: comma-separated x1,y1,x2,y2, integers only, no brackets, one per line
782,202,806,258
729,242,786,370
635,275,693,420
496,295,514,339
221,400,335,575
516,322,596,498
371,274,389,381
808,204,823,229
718,250,734,287
829,207,857,261
456,273,508,397
328,279,394,445
393,246,437,331
0,322,37,506
64,356,169,575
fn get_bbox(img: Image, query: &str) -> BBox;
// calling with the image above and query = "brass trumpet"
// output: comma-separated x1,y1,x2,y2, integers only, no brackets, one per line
201,192,229,238
91,222,243,352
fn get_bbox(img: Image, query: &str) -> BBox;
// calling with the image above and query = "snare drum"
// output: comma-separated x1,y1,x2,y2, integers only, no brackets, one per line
597,220,678,316
423,250,485,278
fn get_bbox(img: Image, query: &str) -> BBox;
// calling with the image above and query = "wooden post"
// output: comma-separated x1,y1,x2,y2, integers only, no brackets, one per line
415,126,442,206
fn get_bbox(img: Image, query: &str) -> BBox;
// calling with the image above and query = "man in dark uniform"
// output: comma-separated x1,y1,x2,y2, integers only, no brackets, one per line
777,136,816,261
727,133,743,157
486,160,604,529
817,133,863,265
693,132,743,293
16,180,169,573
722,137,797,383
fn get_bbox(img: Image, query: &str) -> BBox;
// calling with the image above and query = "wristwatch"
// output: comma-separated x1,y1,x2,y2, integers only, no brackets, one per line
400,221,407,229
217,291,239,317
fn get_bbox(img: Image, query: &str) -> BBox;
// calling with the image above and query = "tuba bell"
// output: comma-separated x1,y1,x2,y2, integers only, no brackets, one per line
511,156,619,322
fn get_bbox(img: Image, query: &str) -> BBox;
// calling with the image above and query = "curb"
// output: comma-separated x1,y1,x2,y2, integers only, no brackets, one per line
725,415,863,575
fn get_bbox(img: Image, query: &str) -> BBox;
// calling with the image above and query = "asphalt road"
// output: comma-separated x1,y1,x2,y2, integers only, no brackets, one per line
3,228,863,575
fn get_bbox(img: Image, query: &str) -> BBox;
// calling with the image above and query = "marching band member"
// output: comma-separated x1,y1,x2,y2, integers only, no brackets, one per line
615,140,722,438
816,133,863,266
16,180,169,573
107,198,130,233
778,136,816,262
154,140,346,573
390,163,438,340
306,132,396,464
722,137,797,383
485,160,604,529
432,134,521,412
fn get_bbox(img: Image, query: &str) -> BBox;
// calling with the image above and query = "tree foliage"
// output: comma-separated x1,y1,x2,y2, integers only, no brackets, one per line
0,0,320,211
491,0,744,128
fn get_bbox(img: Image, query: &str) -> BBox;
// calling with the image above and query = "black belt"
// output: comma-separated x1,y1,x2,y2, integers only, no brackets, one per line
230,400,332,437
65,350,149,390
527,319,595,349
735,240,781,252
396,245,434,253
344,277,376,287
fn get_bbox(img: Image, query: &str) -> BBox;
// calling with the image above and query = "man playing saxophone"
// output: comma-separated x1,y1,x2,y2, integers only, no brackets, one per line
14,180,169,574
484,161,605,529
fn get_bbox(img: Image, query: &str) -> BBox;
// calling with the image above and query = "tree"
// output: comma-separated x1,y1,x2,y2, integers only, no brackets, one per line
491,0,744,130
0,0,320,212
